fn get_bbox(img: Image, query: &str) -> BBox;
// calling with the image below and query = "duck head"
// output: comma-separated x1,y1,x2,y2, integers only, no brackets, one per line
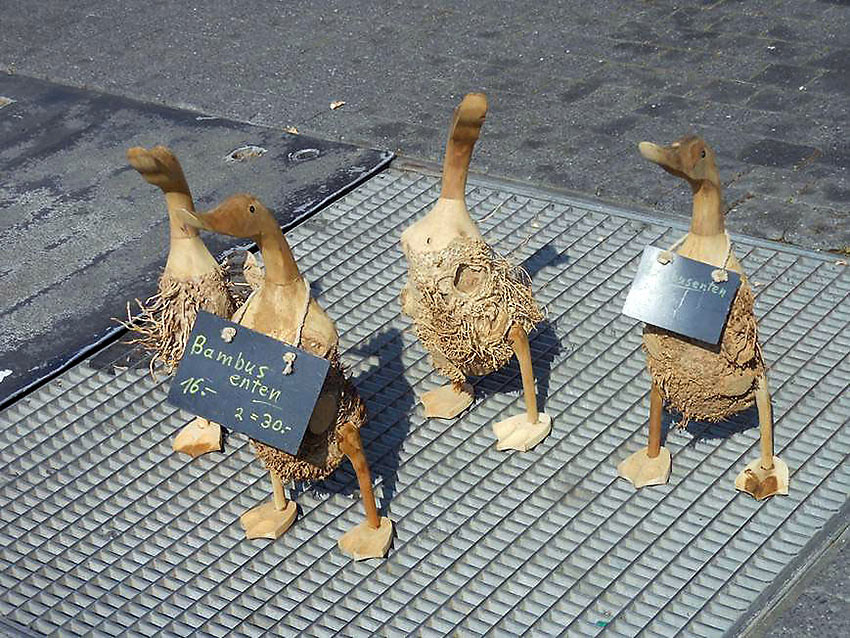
178,193,277,241
127,145,190,194
449,92,488,146
179,193,303,285
638,135,720,192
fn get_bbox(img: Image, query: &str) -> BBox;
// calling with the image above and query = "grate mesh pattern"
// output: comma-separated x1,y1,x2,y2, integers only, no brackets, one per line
1,169,849,637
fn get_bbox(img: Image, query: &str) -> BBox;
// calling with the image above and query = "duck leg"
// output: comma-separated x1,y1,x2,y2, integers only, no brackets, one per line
173,417,222,457
240,470,298,540
617,383,672,487
492,325,552,452
735,375,789,500
337,423,393,560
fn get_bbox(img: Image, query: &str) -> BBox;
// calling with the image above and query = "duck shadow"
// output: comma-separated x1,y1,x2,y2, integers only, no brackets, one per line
308,276,325,298
521,242,571,280
660,403,759,447
294,328,413,518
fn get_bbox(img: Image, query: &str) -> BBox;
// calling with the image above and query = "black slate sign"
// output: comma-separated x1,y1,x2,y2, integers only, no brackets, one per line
622,245,741,344
167,311,330,455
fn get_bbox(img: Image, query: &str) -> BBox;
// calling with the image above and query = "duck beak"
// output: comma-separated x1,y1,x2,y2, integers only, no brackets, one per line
187,197,253,237
639,141,688,180
639,141,678,168
174,207,211,230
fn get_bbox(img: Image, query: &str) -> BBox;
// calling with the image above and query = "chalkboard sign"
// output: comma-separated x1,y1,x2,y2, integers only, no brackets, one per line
167,311,330,455
622,245,741,344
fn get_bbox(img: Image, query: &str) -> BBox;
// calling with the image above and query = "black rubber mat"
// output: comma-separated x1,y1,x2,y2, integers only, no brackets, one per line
0,74,392,406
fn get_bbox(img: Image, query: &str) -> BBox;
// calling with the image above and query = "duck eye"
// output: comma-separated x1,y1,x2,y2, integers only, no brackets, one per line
700,149,706,159
249,205,256,213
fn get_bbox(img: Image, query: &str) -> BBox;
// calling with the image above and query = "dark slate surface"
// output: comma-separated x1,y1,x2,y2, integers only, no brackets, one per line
0,74,391,405
622,246,741,345
168,312,330,456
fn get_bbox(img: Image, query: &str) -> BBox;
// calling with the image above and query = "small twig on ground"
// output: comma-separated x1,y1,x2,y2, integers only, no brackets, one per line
793,148,822,171
479,196,512,224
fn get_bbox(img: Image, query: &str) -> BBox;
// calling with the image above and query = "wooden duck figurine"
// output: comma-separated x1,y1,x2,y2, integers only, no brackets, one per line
177,194,393,559
400,93,551,452
126,146,236,458
618,135,788,500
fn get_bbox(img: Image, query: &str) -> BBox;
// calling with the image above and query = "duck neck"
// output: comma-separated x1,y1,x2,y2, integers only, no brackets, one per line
257,226,301,287
441,141,473,201
163,190,219,277
440,111,478,201
689,180,725,237
437,139,477,231
164,191,199,240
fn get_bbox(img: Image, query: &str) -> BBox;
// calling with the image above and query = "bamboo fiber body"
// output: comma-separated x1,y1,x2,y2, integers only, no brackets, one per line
402,237,543,385
643,279,764,424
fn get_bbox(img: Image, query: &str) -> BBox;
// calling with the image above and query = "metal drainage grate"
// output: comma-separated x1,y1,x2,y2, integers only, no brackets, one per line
1,168,849,637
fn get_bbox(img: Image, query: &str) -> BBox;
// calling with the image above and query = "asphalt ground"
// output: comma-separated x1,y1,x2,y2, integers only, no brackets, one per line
1,1,849,635
2,0,849,253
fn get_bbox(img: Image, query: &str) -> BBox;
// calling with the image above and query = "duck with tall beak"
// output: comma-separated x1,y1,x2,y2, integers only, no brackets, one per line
400,93,550,452
125,146,236,457
177,194,393,559
618,135,788,500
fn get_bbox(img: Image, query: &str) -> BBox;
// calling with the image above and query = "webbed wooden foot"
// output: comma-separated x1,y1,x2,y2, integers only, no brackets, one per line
172,417,222,457
493,413,552,452
338,422,394,560
735,456,789,500
241,471,297,540
737,376,788,500
338,517,394,561
618,383,670,487
240,471,297,539
617,447,672,488
490,325,551,452
421,382,474,419
240,500,298,540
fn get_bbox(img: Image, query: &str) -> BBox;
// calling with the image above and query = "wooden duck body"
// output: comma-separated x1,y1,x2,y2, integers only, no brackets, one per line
643,235,762,424
176,193,392,554
399,93,551,453
234,274,361,483
636,138,764,423
622,136,787,500
403,236,542,384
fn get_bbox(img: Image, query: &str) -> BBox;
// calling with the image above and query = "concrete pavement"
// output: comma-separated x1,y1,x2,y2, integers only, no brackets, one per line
2,1,848,252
